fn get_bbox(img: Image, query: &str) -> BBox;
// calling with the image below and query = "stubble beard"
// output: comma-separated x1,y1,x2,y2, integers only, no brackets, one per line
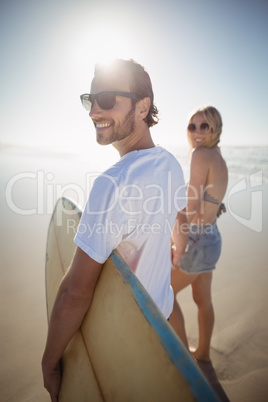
96,107,136,146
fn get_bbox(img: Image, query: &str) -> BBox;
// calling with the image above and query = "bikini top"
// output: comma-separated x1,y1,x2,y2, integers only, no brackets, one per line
203,191,221,205
203,191,226,217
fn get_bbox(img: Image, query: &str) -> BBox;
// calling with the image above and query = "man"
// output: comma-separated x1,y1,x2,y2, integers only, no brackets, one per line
42,59,188,401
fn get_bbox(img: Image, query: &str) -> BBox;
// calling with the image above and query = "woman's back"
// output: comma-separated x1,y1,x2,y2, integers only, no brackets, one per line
188,146,228,225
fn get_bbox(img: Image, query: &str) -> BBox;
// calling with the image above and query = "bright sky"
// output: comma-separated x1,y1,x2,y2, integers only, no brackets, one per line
1,0,267,156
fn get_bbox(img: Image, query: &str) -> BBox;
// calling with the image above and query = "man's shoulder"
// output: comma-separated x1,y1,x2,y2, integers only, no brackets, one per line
94,146,182,188
159,147,184,173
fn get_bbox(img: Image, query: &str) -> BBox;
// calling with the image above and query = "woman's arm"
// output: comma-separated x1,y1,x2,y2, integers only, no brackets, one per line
186,149,209,223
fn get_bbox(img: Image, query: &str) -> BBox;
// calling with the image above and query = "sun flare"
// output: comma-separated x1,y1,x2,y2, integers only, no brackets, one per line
72,22,135,71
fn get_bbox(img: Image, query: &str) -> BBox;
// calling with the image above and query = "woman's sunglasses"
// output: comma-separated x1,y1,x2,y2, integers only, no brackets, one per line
187,122,210,133
80,91,140,111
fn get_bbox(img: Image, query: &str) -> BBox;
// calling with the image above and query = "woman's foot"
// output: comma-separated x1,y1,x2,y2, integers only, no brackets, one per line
189,348,230,401
189,346,211,362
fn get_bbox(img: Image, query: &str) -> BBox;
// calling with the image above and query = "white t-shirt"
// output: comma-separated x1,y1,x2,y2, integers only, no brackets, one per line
74,146,186,318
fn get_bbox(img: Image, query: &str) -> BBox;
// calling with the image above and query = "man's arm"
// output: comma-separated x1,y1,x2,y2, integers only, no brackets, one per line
42,247,103,401
171,208,189,267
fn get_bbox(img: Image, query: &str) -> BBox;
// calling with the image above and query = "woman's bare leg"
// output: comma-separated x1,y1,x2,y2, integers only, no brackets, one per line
191,272,214,361
169,298,188,347
170,268,199,348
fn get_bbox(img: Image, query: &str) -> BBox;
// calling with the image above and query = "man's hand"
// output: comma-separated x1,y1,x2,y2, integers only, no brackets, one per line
42,359,61,402
171,243,184,268
171,209,189,267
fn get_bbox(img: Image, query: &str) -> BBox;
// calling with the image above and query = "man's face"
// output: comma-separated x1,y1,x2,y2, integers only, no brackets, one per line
89,71,137,146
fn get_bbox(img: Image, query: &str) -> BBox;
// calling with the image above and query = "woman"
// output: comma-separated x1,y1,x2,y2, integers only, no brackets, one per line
170,106,228,365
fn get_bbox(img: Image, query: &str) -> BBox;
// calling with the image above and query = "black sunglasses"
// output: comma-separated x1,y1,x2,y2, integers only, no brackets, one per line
187,122,210,133
80,91,140,111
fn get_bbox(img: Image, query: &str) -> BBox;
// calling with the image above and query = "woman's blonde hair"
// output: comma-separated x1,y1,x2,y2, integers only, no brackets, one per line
187,106,223,149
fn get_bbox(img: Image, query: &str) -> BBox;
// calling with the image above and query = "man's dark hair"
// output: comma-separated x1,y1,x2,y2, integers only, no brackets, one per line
94,59,159,127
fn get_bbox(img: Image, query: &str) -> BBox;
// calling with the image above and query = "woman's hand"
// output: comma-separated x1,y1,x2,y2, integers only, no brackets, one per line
171,209,189,268
171,243,184,268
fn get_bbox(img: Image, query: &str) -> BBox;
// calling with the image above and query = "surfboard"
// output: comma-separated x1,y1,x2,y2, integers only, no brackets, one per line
45,197,219,402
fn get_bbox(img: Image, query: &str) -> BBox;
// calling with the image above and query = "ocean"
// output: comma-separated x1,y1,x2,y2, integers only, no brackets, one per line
171,145,268,185
1,145,267,217
1,144,267,181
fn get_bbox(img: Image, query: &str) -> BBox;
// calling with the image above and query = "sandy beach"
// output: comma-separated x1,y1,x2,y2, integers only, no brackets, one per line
1,148,267,401
177,179,268,401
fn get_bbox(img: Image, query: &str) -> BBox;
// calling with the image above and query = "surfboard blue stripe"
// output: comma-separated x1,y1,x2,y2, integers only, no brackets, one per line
111,252,219,402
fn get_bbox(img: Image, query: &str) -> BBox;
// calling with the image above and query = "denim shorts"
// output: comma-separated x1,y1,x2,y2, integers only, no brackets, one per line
180,221,222,274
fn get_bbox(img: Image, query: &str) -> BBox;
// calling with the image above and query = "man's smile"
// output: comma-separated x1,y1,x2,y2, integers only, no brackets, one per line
95,122,111,128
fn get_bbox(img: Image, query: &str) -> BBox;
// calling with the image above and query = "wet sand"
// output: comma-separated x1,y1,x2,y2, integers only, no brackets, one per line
1,149,267,401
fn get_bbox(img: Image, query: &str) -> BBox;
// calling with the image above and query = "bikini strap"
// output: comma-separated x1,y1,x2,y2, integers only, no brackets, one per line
203,191,221,205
